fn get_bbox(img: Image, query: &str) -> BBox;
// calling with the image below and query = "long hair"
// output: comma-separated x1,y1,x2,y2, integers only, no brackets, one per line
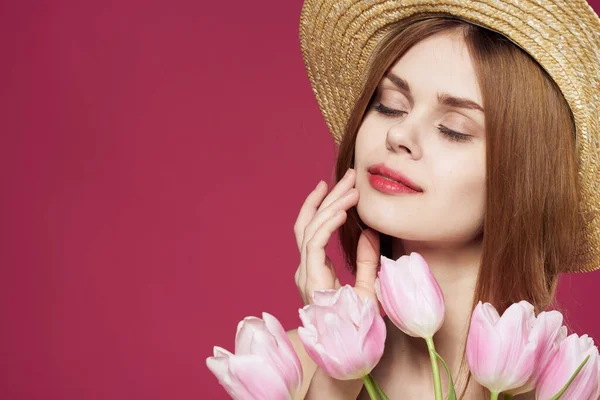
334,13,582,399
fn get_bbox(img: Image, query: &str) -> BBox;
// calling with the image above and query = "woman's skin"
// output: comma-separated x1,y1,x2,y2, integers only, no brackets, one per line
289,30,534,399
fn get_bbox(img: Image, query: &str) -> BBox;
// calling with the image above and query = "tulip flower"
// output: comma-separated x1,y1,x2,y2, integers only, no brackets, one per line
504,310,567,396
374,252,447,399
466,301,538,398
375,253,445,339
206,312,303,400
536,333,600,400
297,284,386,381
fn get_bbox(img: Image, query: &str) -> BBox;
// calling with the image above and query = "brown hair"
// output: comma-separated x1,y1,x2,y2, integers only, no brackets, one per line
334,13,583,399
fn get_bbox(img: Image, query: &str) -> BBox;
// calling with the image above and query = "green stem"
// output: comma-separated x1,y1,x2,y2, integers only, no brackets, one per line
368,373,390,400
503,394,514,400
362,375,380,400
425,337,443,400
432,350,457,400
490,392,499,400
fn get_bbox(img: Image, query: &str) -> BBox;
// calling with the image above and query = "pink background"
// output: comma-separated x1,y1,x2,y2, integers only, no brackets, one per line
1,1,600,399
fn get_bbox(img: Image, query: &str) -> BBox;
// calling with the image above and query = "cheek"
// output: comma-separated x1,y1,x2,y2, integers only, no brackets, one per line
405,161,486,242
354,117,383,165
445,175,485,210
354,131,369,169
431,156,486,219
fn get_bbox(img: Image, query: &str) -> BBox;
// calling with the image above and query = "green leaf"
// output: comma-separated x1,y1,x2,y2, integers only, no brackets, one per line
433,350,457,400
362,375,380,400
367,374,390,400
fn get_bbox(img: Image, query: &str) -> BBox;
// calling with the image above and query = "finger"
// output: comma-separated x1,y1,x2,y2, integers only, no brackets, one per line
304,209,347,289
300,189,357,284
295,265,310,305
293,168,356,252
293,180,328,251
294,268,304,304
317,168,356,213
295,272,308,305
302,188,357,251
354,228,381,298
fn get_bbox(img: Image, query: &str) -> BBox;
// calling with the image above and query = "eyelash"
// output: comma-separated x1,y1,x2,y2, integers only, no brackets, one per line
373,103,473,143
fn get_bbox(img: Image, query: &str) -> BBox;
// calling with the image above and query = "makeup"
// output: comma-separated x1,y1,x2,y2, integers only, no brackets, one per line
367,172,422,195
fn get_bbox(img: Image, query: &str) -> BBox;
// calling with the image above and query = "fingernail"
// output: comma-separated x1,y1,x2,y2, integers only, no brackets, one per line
316,180,324,188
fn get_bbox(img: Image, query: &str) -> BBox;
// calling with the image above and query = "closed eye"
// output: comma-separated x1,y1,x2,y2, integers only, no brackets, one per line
373,102,473,143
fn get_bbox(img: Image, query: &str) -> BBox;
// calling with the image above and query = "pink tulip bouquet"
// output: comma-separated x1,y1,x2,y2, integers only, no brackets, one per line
207,253,600,400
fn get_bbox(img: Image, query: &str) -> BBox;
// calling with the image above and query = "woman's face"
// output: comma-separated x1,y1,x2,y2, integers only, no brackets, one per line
354,31,486,246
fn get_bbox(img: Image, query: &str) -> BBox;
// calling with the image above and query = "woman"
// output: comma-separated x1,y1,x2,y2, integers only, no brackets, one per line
287,1,600,399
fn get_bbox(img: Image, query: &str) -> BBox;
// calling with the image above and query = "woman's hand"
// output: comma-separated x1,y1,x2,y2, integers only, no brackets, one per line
293,168,381,307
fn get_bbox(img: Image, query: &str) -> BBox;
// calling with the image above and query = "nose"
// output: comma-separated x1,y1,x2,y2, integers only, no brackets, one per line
385,117,423,159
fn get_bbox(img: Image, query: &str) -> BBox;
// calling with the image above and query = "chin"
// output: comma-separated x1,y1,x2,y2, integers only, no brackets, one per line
356,198,422,240
356,195,483,244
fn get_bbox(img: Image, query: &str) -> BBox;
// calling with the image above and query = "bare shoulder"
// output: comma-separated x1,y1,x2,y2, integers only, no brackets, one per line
286,328,318,399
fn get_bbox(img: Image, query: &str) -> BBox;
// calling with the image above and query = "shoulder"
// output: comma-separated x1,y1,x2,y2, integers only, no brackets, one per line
286,328,318,398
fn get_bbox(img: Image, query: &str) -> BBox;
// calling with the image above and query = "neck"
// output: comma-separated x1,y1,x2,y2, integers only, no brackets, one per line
384,236,482,382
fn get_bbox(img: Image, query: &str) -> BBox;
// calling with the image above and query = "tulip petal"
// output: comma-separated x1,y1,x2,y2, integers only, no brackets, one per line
559,337,600,400
357,297,377,349
516,310,565,392
358,297,386,368
375,266,404,333
236,316,294,388
377,254,445,338
467,303,505,391
297,312,334,369
210,313,304,400
214,345,234,358
298,285,386,380
298,305,313,328
411,253,445,323
228,354,292,400
312,289,338,306
207,348,256,400
207,346,232,379
262,312,292,351
321,312,361,369
297,324,340,375
480,302,501,324
536,333,600,400
493,303,536,389
235,316,273,355
302,305,332,339
505,339,537,391
472,322,502,381
332,286,363,327
375,275,402,333
261,312,303,395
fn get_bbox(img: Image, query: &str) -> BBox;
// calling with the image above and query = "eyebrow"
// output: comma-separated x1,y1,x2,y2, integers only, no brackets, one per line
384,73,485,112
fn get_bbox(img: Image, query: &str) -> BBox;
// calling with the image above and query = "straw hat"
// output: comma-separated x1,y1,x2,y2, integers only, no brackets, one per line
299,0,600,273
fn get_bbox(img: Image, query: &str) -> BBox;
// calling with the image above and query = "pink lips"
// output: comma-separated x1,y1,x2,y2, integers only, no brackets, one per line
367,163,423,194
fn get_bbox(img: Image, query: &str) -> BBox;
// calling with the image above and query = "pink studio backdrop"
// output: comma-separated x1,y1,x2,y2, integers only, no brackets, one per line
1,1,600,399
